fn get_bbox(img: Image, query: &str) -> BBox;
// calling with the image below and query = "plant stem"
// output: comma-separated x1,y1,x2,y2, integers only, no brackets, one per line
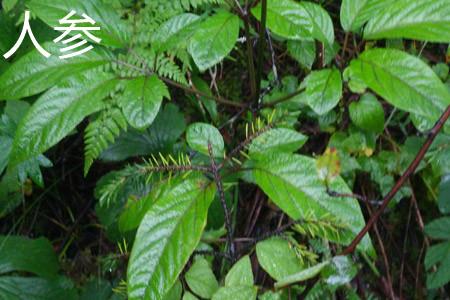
255,0,267,105
341,105,450,255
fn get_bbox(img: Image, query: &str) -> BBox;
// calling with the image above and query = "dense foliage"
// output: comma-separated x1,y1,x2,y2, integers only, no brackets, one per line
0,0,450,299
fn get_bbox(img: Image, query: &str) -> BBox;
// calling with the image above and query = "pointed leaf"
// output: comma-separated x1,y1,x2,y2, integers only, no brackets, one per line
248,128,307,158
188,11,239,71
27,0,129,47
364,0,450,43
119,76,169,129
253,153,372,252
340,0,394,32
425,217,450,240
225,255,253,287
0,43,111,100
275,261,329,288
127,177,216,300
10,71,119,166
344,48,450,124
252,0,312,40
185,257,219,299
301,2,334,45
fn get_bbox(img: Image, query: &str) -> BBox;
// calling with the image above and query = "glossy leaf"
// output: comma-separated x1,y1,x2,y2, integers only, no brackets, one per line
296,68,342,115
302,2,334,45
0,43,111,100
349,93,385,133
185,257,219,299
323,256,358,287
10,71,119,166
253,153,372,251
127,177,216,300
183,292,199,300
256,237,304,281
186,123,224,157
252,0,312,40
27,0,129,47
438,174,450,214
248,128,307,158
275,261,329,288
118,76,170,130
225,255,253,287
344,48,450,124
188,11,239,71
152,13,200,51
340,0,394,32
287,40,316,69
0,236,59,278
364,0,450,43
212,286,257,300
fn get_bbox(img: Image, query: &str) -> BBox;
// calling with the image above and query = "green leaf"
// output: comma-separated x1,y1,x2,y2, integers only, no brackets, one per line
301,2,334,45
425,241,450,289
127,177,216,300
248,128,307,158
212,286,257,300
256,237,304,281
425,217,450,240
296,68,342,115
364,0,450,43
0,276,77,300
253,153,372,252
186,123,224,157
0,43,111,100
27,0,129,47
9,71,119,166
275,261,329,288
344,48,450,124
101,104,186,162
252,0,312,40
287,40,316,70
164,280,182,300
185,257,219,299
118,76,170,130
0,236,59,278
152,13,200,51
183,292,199,300
225,255,253,287
323,256,358,287
188,11,239,71
340,0,394,32
349,93,385,133
438,175,450,214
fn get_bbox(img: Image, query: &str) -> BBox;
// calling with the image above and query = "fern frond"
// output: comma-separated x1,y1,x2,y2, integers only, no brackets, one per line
84,107,127,176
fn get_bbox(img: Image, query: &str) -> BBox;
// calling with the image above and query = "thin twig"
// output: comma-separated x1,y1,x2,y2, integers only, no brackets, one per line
208,142,235,261
255,0,267,105
341,105,450,255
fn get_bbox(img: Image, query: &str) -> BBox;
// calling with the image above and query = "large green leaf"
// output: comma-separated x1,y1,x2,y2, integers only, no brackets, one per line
0,43,111,100
118,76,170,130
364,0,450,43
302,2,334,45
127,177,216,300
0,236,58,278
9,71,119,166
212,286,257,300
438,175,450,214
425,217,450,240
344,48,450,124
188,11,239,71
248,128,307,158
256,237,304,281
152,13,200,51
101,104,186,162
425,241,450,289
185,257,219,299
287,40,316,70
0,276,77,300
252,0,312,40
186,123,224,157
340,0,394,32
296,68,342,115
27,0,129,47
253,153,372,252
